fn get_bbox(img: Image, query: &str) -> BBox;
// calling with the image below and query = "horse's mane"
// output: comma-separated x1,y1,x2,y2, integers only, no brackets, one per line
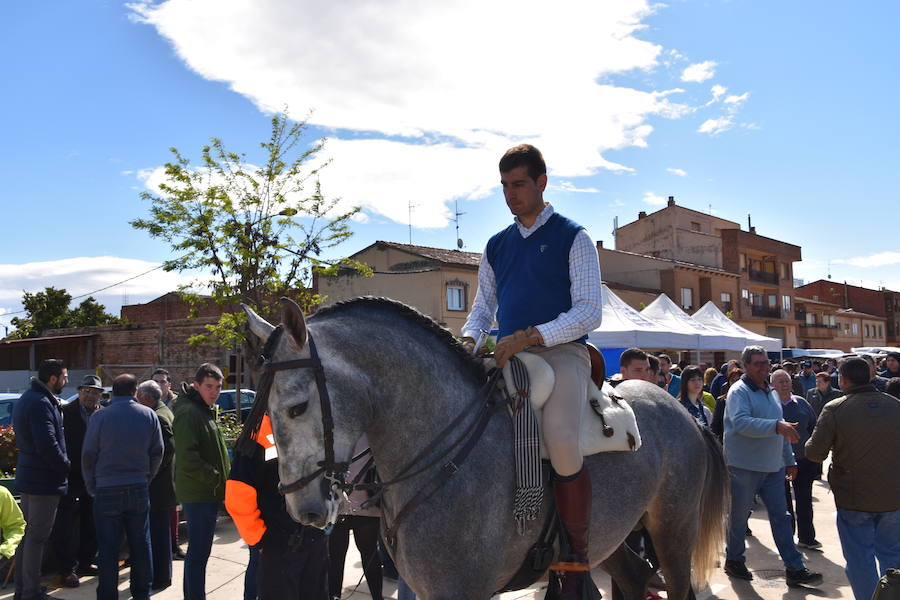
312,296,486,380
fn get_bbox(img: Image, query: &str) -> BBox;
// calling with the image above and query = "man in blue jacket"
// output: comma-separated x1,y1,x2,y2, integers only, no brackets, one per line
723,346,822,588
82,374,163,600
12,358,70,600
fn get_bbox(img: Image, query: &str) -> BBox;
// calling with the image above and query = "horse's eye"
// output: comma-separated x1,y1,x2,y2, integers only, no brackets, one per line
288,402,308,418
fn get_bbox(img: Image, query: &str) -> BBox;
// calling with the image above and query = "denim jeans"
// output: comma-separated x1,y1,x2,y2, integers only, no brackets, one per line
149,509,172,585
726,466,804,570
836,508,900,600
182,502,221,600
93,484,152,600
785,457,818,543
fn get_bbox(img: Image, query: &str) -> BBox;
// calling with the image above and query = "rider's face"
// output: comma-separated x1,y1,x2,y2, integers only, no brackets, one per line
501,166,546,222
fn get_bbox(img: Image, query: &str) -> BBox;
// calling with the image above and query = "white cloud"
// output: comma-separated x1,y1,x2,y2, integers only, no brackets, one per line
129,0,701,227
835,252,900,268
724,92,749,106
681,60,717,83
642,192,666,206
711,84,727,100
698,116,734,136
609,199,625,207
666,167,687,177
555,181,601,194
0,257,199,328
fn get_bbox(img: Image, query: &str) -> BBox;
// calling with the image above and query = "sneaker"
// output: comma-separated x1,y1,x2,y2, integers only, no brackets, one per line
59,572,80,588
786,567,823,587
797,539,823,550
173,547,186,560
724,559,753,580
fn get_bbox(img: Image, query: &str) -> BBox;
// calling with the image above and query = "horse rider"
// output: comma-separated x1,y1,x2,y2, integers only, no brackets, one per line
461,144,603,599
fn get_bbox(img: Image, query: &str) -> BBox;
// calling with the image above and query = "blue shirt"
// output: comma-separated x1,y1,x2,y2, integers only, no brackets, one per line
723,375,795,472
663,373,681,397
795,373,817,394
779,394,817,461
82,395,163,495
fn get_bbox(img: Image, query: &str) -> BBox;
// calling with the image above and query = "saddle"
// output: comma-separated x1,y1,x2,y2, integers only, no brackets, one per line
496,346,642,456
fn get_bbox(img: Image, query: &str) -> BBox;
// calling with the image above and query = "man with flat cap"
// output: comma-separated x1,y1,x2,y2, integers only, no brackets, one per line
52,375,103,587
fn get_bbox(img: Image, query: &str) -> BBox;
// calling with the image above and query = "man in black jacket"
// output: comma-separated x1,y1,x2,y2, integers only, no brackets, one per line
52,375,102,588
12,359,70,600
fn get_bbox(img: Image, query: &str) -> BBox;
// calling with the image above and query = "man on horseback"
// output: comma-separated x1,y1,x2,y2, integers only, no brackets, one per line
461,144,603,598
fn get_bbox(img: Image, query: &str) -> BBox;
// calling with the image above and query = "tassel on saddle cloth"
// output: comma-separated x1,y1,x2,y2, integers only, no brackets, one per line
508,356,543,533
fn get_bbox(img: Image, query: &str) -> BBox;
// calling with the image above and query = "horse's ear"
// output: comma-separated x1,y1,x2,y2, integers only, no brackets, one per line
242,304,275,341
280,297,308,349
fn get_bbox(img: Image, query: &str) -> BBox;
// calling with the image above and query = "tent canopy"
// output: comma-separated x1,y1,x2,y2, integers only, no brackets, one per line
587,285,697,349
692,301,782,352
640,294,748,351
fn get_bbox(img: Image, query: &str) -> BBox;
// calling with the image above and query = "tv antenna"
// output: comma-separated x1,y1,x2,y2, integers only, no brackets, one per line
451,200,466,249
408,200,418,244
827,260,832,280
612,216,618,237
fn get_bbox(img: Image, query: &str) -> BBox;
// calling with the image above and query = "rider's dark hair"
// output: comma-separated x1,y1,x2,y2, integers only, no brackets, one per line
194,363,223,383
620,347,648,368
678,366,704,403
499,144,546,181
37,359,65,384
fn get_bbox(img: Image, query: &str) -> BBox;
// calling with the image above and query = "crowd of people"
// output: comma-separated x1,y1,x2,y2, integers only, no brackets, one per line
616,346,900,600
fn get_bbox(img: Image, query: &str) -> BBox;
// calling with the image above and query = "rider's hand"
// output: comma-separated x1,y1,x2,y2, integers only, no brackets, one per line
460,336,476,354
776,420,800,444
494,327,543,368
785,466,798,481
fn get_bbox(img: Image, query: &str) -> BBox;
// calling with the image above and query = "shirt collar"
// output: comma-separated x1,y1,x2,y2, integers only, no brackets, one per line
110,395,136,404
514,203,554,237
741,373,770,393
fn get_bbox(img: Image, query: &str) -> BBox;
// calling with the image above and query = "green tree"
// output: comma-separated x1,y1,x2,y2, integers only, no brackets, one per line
8,288,120,339
130,111,369,350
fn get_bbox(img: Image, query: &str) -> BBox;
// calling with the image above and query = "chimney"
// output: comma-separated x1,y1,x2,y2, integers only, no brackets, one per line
667,196,675,207
749,226,756,234
597,240,604,248
638,211,647,219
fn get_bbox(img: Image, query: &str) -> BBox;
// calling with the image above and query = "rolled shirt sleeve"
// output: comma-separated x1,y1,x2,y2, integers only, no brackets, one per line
461,252,498,340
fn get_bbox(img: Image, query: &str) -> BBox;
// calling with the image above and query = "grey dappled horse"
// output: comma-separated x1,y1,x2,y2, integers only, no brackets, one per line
243,297,728,600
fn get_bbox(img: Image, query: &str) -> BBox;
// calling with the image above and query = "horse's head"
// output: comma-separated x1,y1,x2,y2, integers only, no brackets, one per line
243,298,362,529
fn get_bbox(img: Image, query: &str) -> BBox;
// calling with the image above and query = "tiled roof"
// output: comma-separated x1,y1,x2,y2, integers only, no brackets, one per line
373,241,482,267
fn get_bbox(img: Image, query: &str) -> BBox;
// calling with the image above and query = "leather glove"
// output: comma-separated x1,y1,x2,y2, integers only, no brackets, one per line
493,327,543,368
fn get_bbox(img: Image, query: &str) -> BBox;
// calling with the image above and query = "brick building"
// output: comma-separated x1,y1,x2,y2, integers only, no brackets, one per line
795,297,840,349
614,197,801,346
796,280,900,346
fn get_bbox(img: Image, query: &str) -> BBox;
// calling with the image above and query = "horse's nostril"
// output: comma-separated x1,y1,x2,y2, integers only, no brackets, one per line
304,512,323,523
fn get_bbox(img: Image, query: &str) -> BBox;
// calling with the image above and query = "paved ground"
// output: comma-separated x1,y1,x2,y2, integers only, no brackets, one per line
0,475,852,599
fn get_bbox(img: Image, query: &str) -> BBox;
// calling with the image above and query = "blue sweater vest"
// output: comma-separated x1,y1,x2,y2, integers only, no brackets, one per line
486,212,585,342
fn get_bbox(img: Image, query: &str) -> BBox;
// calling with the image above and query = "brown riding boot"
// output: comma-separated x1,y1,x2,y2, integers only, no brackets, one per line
551,467,593,600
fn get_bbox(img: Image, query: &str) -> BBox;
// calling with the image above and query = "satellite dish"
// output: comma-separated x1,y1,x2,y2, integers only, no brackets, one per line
457,238,464,249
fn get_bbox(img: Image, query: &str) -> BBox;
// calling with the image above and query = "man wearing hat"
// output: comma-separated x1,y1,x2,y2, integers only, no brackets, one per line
794,361,817,395
880,352,900,379
51,374,103,587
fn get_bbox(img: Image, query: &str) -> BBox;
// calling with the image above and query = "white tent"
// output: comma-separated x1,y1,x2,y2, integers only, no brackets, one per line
587,285,698,349
692,300,782,352
640,294,749,351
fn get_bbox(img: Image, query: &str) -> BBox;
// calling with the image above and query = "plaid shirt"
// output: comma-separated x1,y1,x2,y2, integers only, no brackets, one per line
462,204,603,346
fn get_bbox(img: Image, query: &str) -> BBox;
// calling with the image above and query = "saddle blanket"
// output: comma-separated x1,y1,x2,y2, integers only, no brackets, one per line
499,352,642,457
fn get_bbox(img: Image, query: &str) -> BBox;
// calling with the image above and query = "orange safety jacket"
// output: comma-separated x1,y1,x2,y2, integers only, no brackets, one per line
225,414,300,546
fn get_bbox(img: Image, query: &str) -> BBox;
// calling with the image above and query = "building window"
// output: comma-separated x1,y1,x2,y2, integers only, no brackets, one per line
680,287,693,310
806,313,816,325
741,288,750,302
768,294,778,307
446,281,468,311
690,221,701,232
865,324,870,337
879,325,884,337
739,254,747,271
720,292,732,311
782,295,791,312
853,323,859,335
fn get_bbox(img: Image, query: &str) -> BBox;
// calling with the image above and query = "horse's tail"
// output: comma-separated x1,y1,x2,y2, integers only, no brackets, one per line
692,425,730,588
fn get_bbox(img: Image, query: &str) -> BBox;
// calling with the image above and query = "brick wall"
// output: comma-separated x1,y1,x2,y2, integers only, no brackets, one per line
797,280,886,317
121,293,228,323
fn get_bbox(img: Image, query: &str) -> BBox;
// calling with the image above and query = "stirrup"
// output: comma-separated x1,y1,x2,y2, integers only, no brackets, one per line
550,560,591,572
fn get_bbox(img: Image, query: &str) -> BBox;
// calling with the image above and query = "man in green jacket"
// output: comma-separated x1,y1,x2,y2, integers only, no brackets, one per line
174,363,230,600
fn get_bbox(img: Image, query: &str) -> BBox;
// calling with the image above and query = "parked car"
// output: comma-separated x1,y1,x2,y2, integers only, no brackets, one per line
0,394,20,427
216,389,256,421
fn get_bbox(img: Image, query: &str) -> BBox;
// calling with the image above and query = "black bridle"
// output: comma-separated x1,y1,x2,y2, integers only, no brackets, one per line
251,322,504,543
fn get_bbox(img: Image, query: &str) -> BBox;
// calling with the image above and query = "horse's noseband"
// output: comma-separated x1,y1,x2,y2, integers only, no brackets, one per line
254,325,349,496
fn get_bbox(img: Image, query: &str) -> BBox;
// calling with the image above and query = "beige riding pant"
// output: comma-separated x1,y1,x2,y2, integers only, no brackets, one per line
524,342,591,477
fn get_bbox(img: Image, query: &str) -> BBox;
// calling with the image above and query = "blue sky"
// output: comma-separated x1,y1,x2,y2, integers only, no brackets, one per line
2,1,899,332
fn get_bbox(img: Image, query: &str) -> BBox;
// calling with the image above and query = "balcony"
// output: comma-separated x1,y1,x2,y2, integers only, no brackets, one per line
795,310,806,321
799,323,838,339
751,305,782,319
748,269,779,284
